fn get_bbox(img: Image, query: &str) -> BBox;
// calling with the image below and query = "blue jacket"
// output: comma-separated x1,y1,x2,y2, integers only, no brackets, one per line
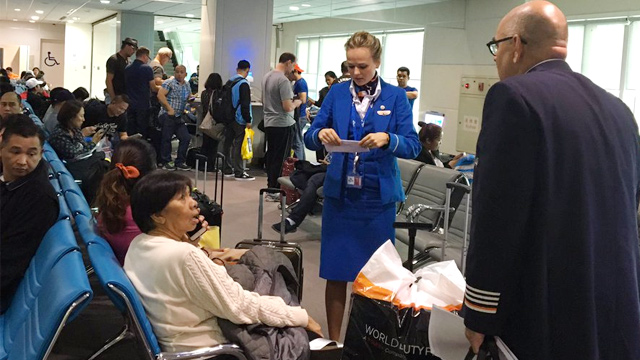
304,79,420,204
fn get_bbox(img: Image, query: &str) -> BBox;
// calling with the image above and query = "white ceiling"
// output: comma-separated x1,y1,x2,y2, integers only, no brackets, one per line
0,0,445,26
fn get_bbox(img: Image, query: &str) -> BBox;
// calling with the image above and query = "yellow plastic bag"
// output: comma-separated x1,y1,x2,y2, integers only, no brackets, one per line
198,226,220,249
241,128,254,160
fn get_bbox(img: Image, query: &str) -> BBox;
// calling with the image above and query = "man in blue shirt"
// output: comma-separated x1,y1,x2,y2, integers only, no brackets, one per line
292,64,308,160
397,66,418,109
222,60,254,181
157,65,191,171
125,46,156,138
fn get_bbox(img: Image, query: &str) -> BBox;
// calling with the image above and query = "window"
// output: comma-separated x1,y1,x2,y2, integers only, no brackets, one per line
297,29,424,119
568,18,640,120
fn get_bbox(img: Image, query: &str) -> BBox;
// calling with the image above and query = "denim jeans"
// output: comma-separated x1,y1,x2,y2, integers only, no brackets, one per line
160,113,190,165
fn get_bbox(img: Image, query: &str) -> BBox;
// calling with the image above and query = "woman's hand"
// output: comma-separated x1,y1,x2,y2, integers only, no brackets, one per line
91,129,105,144
359,132,390,149
82,126,97,137
319,128,341,146
305,315,324,338
448,152,466,168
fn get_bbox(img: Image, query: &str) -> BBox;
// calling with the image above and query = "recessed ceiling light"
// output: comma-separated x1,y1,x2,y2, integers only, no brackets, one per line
31,16,39,20
29,20,35,23
35,10,44,14
185,14,194,18
301,4,311,7
67,20,74,23
156,20,164,24
289,6,299,10
14,8,20,11
100,0,110,3
12,19,17,21
72,16,79,20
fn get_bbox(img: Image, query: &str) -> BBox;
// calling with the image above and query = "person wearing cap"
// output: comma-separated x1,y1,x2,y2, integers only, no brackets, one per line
291,64,308,160
106,37,137,103
43,87,75,133
25,78,47,120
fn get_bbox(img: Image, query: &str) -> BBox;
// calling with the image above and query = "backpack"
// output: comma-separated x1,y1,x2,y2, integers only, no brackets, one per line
210,77,244,125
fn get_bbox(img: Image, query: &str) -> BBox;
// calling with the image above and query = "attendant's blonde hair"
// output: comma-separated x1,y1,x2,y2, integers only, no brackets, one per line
344,31,382,61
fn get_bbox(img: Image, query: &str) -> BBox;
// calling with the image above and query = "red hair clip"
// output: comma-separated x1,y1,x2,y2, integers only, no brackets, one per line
115,163,140,179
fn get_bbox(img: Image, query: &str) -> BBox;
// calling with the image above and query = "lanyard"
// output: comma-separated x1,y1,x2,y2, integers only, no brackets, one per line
350,102,374,141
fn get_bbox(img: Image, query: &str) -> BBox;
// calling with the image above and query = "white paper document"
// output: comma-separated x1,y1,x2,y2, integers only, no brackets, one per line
428,306,518,360
324,140,370,153
309,338,341,350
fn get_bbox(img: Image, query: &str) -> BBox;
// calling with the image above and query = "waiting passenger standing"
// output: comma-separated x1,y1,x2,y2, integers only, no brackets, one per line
291,64,308,160
262,52,303,198
149,47,173,162
125,46,156,138
463,2,640,359
157,65,191,171
106,37,137,103
0,115,59,313
396,66,418,110
304,31,421,341
222,60,254,181
200,73,223,164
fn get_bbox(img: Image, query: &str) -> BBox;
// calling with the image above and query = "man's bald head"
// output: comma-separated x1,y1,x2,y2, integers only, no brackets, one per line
494,1,568,80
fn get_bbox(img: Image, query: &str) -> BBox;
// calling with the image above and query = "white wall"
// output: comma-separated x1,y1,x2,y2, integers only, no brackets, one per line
0,20,65,73
278,0,640,153
91,19,118,99
64,23,92,93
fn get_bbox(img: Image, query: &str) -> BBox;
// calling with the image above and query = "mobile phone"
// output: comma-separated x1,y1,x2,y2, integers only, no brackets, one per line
187,221,207,241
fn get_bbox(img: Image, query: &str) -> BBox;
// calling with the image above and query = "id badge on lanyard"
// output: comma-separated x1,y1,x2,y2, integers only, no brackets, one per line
346,104,372,189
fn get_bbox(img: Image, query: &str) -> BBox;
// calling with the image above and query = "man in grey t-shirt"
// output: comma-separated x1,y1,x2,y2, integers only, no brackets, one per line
262,52,303,194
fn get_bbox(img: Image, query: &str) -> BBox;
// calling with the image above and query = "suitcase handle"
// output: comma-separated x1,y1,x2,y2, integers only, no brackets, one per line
394,221,435,272
257,188,287,243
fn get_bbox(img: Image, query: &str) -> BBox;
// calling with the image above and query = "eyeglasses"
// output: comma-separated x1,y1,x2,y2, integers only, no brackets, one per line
486,36,527,56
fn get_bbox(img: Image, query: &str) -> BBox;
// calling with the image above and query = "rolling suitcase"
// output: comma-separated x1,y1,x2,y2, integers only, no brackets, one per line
235,188,304,300
192,153,225,240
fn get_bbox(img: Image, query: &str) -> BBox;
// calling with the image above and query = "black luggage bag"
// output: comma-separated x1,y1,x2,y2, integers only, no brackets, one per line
191,153,225,237
235,188,304,300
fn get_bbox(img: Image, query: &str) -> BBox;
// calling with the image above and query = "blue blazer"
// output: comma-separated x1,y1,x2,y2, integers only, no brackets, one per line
304,79,420,204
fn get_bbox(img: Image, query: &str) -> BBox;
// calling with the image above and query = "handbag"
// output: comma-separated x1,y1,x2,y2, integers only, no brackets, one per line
199,91,226,141
241,128,254,160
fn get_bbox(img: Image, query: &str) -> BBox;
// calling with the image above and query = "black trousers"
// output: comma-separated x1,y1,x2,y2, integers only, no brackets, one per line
289,172,325,225
264,125,295,188
126,107,150,138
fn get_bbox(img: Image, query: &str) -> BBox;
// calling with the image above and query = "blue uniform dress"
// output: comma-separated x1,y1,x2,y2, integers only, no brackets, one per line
304,78,421,282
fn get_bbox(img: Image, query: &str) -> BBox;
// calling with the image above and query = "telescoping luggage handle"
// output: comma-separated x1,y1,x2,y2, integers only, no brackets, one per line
258,188,287,243
194,152,225,206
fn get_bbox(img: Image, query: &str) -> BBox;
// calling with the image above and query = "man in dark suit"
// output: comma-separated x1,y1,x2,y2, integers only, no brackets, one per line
463,2,640,360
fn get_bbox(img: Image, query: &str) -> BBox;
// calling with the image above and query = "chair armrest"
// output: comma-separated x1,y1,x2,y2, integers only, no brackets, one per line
157,344,247,360
446,181,471,193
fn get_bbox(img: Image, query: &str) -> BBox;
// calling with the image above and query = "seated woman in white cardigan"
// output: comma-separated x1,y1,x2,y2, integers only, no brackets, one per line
124,170,322,352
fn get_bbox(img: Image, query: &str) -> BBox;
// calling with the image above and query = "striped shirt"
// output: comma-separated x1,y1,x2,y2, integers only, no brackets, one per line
159,78,190,116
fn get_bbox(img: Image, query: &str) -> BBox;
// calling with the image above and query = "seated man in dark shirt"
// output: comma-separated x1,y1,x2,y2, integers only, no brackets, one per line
25,78,48,120
83,94,130,146
0,115,59,313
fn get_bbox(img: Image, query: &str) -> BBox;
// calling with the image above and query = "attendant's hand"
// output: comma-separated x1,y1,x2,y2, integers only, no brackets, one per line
167,108,175,117
465,328,485,354
246,123,252,130
82,126,97,137
305,315,324,338
359,132,389,149
319,128,341,146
